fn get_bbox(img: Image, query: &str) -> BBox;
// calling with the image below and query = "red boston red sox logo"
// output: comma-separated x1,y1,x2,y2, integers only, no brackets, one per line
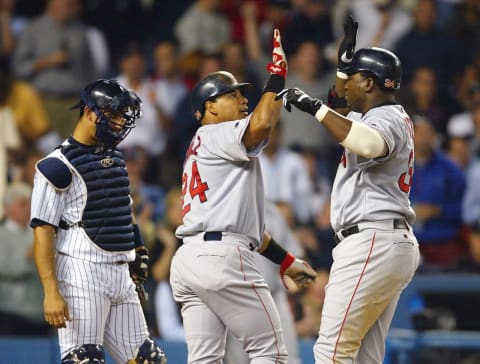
384,79,397,89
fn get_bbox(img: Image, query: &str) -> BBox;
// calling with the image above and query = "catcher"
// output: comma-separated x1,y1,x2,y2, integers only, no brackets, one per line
30,79,167,364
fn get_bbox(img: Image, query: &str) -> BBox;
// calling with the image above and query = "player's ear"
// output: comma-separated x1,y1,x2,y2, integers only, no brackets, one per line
364,77,376,92
84,106,98,123
205,100,218,117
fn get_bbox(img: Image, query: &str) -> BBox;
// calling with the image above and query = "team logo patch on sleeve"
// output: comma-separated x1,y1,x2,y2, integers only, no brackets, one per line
100,158,114,168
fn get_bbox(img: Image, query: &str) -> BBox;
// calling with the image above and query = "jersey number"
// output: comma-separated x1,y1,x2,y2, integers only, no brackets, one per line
181,161,209,216
398,150,414,193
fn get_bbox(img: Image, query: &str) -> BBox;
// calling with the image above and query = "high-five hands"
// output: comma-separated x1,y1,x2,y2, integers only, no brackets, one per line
275,88,323,116
267,29,288,78
280,256,317,290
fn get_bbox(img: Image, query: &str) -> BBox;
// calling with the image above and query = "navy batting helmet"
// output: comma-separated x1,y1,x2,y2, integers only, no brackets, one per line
191,71,252,121
71,79,142,148
340,47,402,90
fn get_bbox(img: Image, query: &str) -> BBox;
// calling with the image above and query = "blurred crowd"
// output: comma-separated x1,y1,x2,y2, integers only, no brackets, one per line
0,0,479,359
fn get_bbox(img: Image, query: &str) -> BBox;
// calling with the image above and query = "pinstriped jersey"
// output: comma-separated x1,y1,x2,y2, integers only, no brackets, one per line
30,144,135,263
330,104,416,232
175,116,267,248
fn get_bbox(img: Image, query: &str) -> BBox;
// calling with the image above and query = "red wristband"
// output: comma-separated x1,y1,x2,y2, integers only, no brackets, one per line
280,252,296,275
267,63,287,78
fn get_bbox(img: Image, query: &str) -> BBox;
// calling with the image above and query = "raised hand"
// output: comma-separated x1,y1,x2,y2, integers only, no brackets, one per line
338,15,358,69
267,28,288,78
275,88,323,115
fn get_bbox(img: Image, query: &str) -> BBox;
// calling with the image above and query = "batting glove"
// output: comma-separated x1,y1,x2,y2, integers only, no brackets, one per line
129,246,150,284
327,85,347,109
275,88,323,115
280,253,317,290
338,15,358,70
267,28,288,78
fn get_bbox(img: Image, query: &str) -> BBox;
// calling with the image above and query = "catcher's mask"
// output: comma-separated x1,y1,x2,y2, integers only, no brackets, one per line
71,79,142,149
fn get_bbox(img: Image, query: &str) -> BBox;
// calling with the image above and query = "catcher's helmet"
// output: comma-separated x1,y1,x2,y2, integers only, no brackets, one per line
71,79,142,148
191,71,252,121
340,47,402,90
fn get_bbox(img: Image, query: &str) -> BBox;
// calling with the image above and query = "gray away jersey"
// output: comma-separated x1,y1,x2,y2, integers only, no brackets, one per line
330,104,416,232
176,116,267,247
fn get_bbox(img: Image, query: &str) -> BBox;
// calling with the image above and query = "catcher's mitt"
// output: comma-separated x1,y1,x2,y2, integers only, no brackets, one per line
129,246,150,303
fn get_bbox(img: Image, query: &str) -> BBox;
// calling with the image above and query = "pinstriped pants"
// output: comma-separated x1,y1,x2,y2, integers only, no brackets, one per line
56,254,149,363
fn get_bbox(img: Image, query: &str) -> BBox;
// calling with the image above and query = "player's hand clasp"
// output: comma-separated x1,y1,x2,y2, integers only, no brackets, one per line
283,258,317,290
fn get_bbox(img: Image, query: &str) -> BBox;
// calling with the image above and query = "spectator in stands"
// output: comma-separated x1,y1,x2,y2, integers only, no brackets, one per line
447,84,480,164
353,0,411,49
69,0,110,78
0,58,60,153
410,116,467,268
115,43,167,183
221,41,261,108
224,200,304,364
398,66,460,136
172,53,223,165
151,187,184,341
282,40,338,175
152,40,188,122
0,182,49,336
12,0,97,139
458,160,480,273
445,0,480,63
259,122,313,225
256,0,291,56
240,1,271,86
394,0,465,90
124,146,166,225
151,40,188,188
174,0,230,56
295,147,335,270
447,136,471,170
15,148,42,187
0,0,26,59
0,90,20,220
282,0,334,57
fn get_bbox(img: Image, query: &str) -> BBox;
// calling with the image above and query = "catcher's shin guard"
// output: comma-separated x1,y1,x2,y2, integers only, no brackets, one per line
62,344,105,363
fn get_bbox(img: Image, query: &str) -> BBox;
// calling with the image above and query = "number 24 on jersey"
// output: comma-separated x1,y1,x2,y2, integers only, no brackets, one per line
181,160,209,217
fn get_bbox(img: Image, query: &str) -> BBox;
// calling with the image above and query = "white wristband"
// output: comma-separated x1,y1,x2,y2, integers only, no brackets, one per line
336,71,348,79
314,104,330,123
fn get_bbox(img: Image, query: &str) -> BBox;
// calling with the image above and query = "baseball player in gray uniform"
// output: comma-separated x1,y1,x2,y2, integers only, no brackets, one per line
169,29,317,364
224,200,303,364
30,79,166,364
276,17,420,364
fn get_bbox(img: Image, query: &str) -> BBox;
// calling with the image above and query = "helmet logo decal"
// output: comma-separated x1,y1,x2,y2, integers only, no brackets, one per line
384,79,398,89
100,158,114,168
